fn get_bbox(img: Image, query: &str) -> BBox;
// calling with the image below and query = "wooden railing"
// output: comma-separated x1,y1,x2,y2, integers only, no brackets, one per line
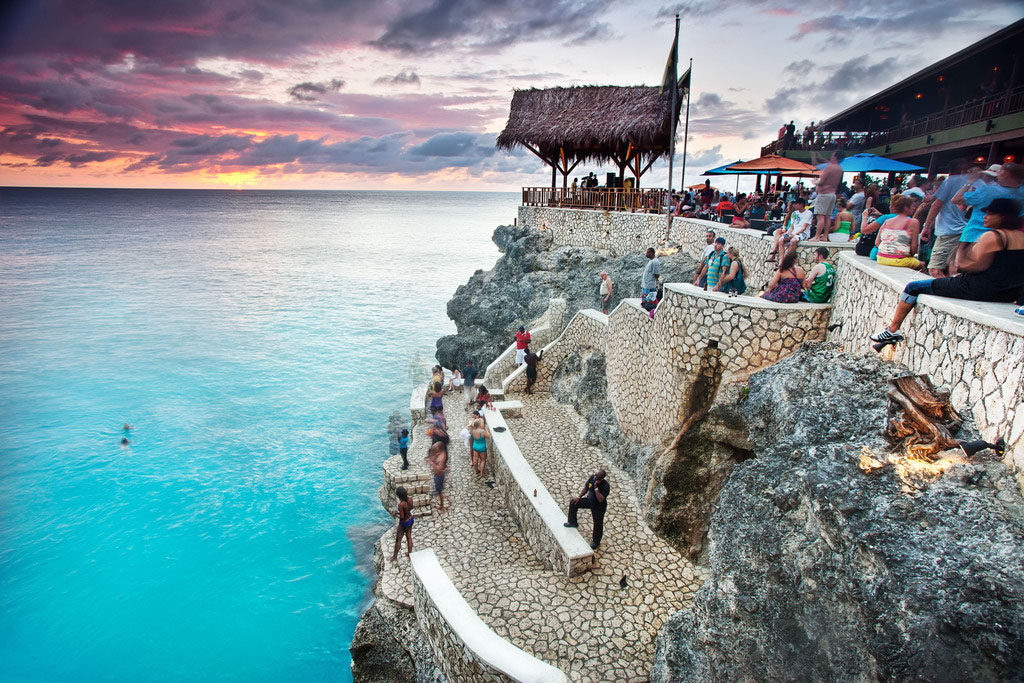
761,85,1024,157
522,186,669,213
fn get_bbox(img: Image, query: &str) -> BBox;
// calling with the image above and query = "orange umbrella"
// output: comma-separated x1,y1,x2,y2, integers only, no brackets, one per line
686,183,718,190
725,154,820,174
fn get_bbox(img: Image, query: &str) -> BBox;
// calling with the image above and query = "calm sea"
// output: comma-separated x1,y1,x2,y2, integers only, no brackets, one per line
0,188,516,681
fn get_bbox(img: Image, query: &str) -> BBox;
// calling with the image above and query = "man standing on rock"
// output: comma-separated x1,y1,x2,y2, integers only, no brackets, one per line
599,271,613,314
641,247,661,310
514,325,531,365
462,360,478,406
564,470,610,549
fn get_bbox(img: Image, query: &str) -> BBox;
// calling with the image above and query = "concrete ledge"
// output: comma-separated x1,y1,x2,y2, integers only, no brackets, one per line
492,399,523,417
410,384,427,423
410,548,566,683
483,406,594,576
837,252,1024,335
664,282,832,311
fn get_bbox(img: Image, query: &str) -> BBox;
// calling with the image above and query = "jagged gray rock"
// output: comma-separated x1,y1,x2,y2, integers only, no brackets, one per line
435,224,695,370
652,343,1024,682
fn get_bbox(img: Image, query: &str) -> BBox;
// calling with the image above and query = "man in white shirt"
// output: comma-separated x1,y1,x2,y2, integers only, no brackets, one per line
768,198,813,264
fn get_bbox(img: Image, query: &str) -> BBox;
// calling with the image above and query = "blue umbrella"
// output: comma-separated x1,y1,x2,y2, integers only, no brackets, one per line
702,160,748,175
815,153,924,173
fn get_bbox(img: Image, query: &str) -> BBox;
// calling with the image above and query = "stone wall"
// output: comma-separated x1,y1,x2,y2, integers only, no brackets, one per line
484,298,568,386
828,252,1024,472
518,206,668,255
410,549,567,683
606,285,832,444
483,406,595,576
504,309,609,395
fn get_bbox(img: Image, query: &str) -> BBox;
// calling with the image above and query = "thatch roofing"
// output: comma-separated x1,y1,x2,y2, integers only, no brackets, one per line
496,85,683,164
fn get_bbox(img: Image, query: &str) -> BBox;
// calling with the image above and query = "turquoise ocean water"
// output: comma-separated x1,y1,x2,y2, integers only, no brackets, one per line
0,188,516,681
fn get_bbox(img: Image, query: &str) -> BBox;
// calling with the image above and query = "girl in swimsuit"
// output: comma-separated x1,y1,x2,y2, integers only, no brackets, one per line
390,486,413,562
832,198,854,242
429,381,444,415
470,419,490,477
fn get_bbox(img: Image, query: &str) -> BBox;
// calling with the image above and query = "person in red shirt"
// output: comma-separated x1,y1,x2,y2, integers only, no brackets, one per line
514,325,531,365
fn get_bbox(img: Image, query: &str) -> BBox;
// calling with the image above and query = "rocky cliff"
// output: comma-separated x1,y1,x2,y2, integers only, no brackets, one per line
434,224,695,370
651,343,1024,682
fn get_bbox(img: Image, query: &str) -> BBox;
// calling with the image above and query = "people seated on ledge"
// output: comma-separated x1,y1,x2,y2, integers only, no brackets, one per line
802,247,836,303
871,198,1024,346
762,251,806,303
713,246,747,297
875,195,924,270
854,204,892,257
951,162,1024,261
474,385,492,411
767,197,813,264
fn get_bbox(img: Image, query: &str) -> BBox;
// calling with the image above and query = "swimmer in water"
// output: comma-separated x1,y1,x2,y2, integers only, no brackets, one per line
123,424,132,431
120,437,130,446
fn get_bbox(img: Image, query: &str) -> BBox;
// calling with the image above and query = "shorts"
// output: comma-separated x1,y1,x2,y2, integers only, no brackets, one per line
813,193,836,216
828,232,849,242
452,378,463,388
877,255,921,269
433,473,446,495
928,234,961,270
515,349,526,365
526,367,538,379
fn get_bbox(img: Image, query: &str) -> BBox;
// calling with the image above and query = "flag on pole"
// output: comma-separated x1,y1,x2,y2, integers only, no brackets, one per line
677,66,691,92
660,31,678,94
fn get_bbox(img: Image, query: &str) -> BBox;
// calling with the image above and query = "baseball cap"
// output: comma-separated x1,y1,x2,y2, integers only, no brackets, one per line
518,325,525,331
983,164,1002,177
715,237,726,245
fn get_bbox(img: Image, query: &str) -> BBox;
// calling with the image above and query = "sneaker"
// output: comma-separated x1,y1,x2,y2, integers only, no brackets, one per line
1015,306,1024,316
590,541,600,550
870,329,904,344
563,522,578,528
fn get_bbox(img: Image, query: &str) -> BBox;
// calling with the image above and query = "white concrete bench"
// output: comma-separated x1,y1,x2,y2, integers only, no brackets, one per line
410,549,566,682
483,407,594,576
410,384,428,423
491,399,523,417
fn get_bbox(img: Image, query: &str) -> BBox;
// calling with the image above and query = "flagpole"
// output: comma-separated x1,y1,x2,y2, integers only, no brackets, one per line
664,14,679,218
680,57,692,196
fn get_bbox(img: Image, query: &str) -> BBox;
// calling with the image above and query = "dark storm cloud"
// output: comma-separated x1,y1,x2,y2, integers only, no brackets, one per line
375,70,421,86
288,79,345,101
370,0,613,54
764,56,900,113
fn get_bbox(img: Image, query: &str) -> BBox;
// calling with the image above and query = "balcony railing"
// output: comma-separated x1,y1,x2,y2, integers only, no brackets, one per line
521,186,669,212
761,85,1024,157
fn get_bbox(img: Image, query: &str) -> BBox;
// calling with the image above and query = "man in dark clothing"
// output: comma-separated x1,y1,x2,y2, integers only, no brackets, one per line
523,346,543,394
462,360,479,405
564,470,610,549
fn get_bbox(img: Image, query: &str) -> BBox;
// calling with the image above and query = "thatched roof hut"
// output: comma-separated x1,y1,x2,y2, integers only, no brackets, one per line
497,85,684,187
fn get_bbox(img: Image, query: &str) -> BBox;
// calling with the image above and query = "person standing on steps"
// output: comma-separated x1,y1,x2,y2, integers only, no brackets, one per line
564,469,610,549
641,247,661,311
390,486,413,562
523,345,543,394
397,428,410,470
514,326,531,366
427,439,448,513
599,271,613,314
470,418,490,476
462,360,478,405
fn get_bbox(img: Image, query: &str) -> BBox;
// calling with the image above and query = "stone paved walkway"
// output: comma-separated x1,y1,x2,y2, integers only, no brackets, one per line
377,392,706,682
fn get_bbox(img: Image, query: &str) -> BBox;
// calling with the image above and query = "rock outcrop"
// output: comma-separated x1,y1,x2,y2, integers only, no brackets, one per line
652,343,1024,682
435,224,695,370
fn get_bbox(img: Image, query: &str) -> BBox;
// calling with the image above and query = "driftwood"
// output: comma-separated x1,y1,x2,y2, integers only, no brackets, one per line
884,375,963,460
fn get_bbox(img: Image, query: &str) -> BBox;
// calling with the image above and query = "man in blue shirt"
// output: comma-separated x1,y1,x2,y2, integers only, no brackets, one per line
953,163,1024,245
462,360,479,405
921,159,969,277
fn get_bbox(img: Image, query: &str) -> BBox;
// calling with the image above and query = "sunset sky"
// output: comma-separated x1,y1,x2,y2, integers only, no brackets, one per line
1,0,1022,191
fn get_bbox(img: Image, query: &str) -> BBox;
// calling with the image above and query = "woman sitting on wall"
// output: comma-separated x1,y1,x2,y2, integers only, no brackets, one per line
875,195,924,270
761,251,806,303
871,198,1024,347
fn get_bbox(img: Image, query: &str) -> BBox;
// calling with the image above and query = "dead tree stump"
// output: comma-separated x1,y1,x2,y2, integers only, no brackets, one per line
884,375,963,460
